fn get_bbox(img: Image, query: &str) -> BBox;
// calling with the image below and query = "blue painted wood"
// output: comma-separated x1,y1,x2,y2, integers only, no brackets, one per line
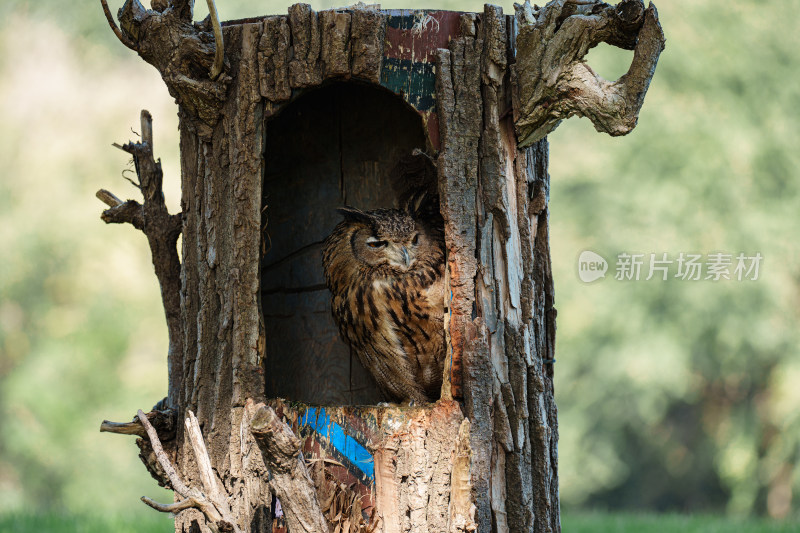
301,407,375,482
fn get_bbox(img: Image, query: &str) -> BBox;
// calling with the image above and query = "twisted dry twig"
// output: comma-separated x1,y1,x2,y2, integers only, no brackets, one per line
100,0,137,50
205,0,225,80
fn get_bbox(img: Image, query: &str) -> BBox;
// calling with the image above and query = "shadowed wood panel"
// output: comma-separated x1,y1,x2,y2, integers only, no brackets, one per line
262,82,429,405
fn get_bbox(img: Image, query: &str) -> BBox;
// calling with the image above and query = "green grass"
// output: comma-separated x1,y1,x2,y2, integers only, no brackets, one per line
2,511,798,532
0,511,174,533
563,512,800,532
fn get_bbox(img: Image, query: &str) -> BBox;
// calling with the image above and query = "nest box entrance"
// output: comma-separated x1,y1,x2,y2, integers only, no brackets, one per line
261,82,434,405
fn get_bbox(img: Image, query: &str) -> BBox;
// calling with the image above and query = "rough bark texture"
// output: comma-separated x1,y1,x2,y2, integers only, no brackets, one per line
436,7,559,532
107,0,231,138
175,20,272,533
268,399,471,533
97,1,666,531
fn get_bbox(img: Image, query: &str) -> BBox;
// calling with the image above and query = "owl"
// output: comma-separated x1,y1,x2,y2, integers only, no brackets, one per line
322,194,446,404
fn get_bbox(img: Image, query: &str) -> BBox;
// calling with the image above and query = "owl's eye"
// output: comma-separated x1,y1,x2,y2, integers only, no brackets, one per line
411,233,420,246
367,239,387,248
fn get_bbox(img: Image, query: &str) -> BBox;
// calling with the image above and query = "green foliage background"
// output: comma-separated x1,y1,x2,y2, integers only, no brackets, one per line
0,0,796,523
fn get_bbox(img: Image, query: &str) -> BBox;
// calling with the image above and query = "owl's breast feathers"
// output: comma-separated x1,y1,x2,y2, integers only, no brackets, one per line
323,226,446,403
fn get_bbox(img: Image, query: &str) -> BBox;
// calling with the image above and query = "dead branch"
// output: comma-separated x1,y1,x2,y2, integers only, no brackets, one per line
184,411,232,516
100,400,177,488
97,110,183,407
141,496,200,513
100,419,147,438
139,409,242,533
513,0,666,146
248,402,329,533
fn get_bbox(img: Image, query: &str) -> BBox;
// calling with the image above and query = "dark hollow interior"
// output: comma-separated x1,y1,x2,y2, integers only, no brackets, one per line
261,82,431,405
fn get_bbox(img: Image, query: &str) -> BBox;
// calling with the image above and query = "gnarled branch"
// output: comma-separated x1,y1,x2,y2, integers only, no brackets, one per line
100,399,177,488
513,0,666,147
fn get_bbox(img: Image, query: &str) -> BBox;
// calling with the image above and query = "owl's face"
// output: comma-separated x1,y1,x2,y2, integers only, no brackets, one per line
337,206,436,273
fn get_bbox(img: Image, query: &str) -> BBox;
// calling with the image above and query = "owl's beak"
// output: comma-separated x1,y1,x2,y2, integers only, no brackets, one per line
401,246,411,268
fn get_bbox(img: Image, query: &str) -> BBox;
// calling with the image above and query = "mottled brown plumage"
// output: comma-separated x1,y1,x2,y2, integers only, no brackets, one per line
322,195,445,404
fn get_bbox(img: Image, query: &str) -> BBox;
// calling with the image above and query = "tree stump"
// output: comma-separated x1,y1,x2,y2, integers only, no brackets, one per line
97,1,664,532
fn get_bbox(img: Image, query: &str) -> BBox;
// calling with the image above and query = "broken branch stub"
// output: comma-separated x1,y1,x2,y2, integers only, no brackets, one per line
513,0,666,147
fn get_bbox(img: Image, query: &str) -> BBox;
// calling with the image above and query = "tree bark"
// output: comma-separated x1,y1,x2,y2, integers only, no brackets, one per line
436,8,559,531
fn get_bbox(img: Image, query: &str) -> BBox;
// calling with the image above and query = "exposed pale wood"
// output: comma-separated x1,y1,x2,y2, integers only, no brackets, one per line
436,32,489,530
95,188,124,208
138,409,198,502
270,399,468,533
141,496,200,513
139,409,244,533
184,411,228,512
433,5,565,532
94,2,667,530
448,418,477,531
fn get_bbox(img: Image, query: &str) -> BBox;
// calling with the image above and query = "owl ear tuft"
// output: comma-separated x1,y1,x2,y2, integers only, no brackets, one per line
337,206,372,224
403,189,430,218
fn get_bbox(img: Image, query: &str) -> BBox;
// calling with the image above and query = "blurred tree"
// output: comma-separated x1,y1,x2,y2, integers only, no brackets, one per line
550,0,800,518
